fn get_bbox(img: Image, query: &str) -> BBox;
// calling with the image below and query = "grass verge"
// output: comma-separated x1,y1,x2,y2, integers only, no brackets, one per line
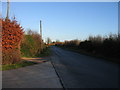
1,47,51,71
1,60,37,71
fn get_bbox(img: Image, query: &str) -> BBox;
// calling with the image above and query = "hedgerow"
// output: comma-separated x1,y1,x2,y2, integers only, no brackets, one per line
20,30,45,57
2,18,24,64
56,34,120,63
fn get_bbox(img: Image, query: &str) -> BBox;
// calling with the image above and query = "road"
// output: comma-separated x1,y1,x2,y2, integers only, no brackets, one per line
50,46,119,88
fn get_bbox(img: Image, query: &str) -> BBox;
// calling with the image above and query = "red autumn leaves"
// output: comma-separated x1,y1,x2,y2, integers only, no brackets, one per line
1,18,24,64
2,19,24,51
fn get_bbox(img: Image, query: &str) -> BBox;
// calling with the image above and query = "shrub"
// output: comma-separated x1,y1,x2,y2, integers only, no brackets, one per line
20,30,44,57
2,18,24,64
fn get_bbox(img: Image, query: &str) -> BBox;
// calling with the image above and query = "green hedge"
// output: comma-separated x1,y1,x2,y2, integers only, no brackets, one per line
20,31,43,57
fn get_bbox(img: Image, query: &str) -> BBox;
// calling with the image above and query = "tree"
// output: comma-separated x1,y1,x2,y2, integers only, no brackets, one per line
46,37,51,44
56,39,60,43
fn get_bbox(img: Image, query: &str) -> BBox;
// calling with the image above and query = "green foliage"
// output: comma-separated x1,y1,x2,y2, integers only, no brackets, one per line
20,30,49,57
21,35,35,57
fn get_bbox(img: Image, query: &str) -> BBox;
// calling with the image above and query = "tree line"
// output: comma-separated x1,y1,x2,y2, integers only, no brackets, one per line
56,34,120,63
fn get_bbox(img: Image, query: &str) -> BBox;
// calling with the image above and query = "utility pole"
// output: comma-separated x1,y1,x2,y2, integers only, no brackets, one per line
40,20,43,51
40,20,42,39
6,0,10,19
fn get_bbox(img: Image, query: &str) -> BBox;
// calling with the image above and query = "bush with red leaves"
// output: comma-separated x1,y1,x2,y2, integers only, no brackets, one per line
1,18,24,64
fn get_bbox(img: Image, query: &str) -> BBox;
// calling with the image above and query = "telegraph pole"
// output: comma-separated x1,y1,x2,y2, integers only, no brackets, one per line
40,20,43,51
40,20,42,39
6,0,10,19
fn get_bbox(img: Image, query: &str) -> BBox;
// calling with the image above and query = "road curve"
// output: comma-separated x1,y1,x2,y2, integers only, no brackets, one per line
50,46,119,88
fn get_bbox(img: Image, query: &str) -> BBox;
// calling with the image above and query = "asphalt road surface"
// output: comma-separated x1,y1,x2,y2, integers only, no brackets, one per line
50,46,119,88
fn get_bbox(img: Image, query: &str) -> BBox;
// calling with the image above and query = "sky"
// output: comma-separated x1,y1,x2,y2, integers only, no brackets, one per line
2,2,118,41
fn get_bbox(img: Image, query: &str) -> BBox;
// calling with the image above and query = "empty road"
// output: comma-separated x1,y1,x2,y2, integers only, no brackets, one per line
50,46,119,88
